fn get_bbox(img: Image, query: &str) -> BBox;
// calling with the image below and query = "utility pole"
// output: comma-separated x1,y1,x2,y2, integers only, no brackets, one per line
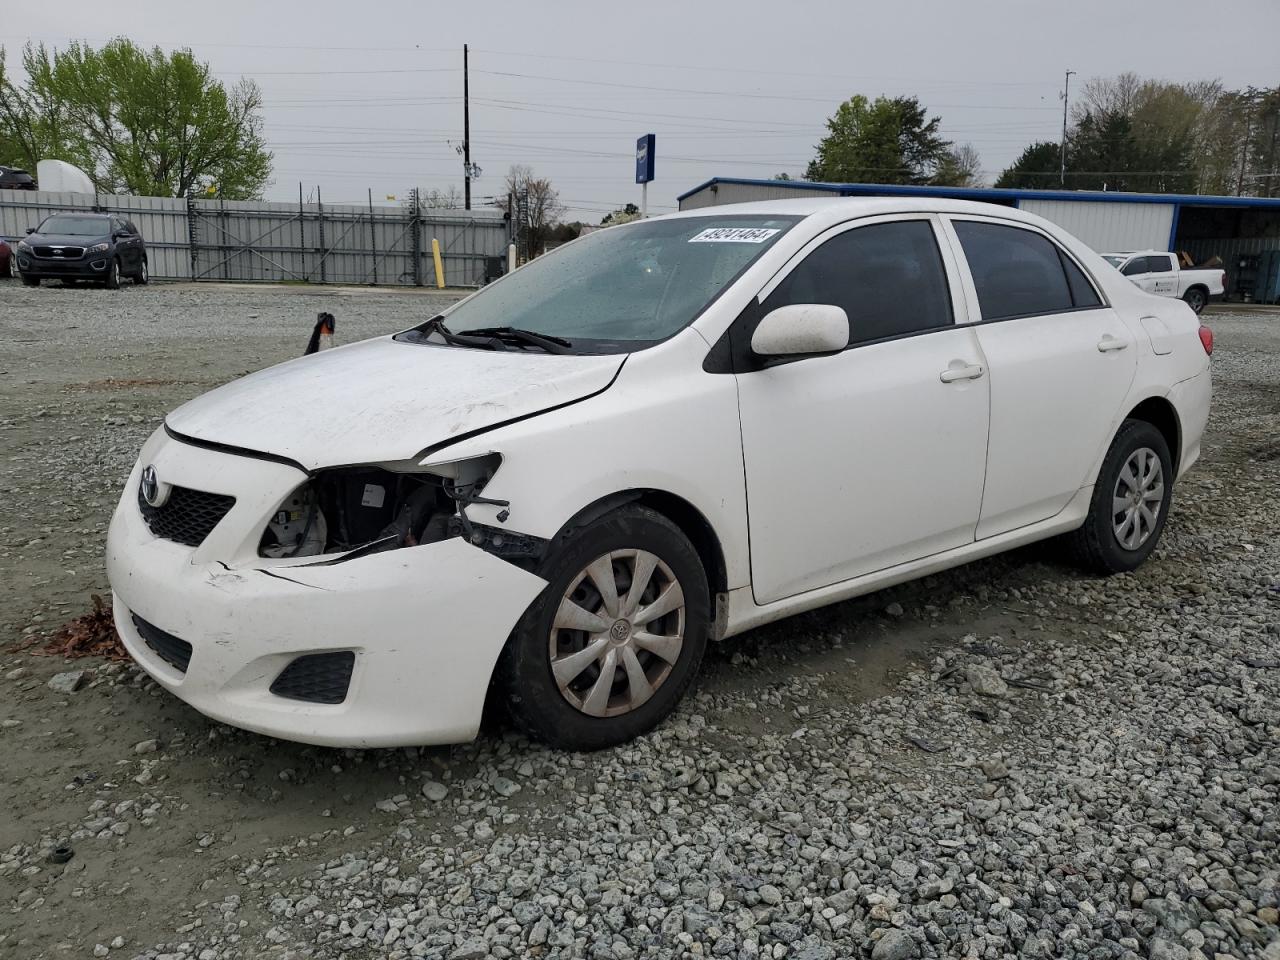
463,43,472,210
1060,69,1075,188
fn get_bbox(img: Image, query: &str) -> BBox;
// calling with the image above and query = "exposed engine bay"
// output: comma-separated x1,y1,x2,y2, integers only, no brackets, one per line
259,455,546,569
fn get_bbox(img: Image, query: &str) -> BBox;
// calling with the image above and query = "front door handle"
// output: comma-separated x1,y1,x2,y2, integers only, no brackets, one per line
939,361,985,383
1097,335,1129,352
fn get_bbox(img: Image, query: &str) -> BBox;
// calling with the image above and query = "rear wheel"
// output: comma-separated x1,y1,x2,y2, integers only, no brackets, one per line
104,258,121,290
499,506,709,750
1183,287,1207,314
7,256,16,279
1067,419,1173,574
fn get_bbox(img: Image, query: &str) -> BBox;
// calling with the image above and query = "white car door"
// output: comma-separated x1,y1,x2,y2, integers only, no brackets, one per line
945,217,1138,539
732,216,990,605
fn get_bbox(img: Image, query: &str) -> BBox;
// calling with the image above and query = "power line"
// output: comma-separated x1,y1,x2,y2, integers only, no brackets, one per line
470,47,1058,89
217,67,459,77
0,32,454,53
474,69,1063,110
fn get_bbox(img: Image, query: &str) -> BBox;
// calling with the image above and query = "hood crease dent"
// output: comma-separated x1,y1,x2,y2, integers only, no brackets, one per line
165,337,626,471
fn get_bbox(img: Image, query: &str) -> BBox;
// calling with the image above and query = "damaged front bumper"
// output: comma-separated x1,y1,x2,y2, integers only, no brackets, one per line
106,429,547,748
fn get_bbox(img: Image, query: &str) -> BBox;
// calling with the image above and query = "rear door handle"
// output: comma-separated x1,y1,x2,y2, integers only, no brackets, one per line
1097,335,1129,352
939,361,985,383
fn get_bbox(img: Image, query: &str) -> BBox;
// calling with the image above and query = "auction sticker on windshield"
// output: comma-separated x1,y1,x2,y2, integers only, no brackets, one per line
688,227,781,243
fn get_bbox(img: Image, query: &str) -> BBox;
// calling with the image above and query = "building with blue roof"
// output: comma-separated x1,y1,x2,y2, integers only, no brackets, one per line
677,178,1280,302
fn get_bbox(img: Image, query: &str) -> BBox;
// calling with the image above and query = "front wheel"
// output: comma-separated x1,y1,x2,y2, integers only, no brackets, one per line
499,505,710,750
1183,287,1207,314
104,258,121,290
1066,419,1173,575
134,258,149,285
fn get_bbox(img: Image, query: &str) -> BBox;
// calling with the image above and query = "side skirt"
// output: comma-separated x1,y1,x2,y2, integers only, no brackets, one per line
722,486,1092,639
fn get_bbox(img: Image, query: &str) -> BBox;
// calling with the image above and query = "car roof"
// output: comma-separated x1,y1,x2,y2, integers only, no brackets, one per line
660,195,1070,232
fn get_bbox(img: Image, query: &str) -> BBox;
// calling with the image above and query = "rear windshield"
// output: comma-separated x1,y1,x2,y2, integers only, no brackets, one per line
37,215,109,236
402,214,798,354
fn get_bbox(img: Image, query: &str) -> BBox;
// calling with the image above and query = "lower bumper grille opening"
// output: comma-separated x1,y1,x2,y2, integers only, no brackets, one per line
270,652,355,705
132,615,193,673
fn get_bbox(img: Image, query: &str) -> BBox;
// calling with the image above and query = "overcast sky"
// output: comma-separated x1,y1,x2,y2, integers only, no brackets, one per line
6,0,1280,220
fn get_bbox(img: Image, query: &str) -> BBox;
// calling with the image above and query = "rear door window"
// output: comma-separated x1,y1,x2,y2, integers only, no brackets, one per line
953,220,1075,321
1146,254,1174,272
763,219,953,346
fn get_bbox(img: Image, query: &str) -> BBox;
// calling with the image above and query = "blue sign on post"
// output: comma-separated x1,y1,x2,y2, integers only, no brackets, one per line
636,134,655,184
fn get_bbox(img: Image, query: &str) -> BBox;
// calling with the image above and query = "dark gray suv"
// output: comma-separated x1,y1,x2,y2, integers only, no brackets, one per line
16,212,149,288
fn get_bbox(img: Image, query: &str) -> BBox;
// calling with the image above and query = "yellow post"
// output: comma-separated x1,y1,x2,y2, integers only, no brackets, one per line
431,238,445,289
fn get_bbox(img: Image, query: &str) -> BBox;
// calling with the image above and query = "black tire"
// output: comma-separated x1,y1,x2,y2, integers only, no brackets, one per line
499,505,710,750
6,256,15,279
1183,286,1207,314
134,258,149,285
21,275,39,287
1066,419,1174,575
104,258,121,290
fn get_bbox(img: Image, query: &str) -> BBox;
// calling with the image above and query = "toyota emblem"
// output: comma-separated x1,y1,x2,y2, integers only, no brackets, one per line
140,465,162,506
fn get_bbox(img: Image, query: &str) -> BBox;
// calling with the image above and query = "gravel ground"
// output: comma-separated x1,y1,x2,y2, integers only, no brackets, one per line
0,282,1277,960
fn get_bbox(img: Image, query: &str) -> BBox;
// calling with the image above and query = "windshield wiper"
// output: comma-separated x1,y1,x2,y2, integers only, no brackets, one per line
417,316,509,351
455,326,573,354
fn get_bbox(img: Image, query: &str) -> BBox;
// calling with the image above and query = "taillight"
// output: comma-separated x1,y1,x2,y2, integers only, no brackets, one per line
1198,324,1213,355
1221,271,1227,291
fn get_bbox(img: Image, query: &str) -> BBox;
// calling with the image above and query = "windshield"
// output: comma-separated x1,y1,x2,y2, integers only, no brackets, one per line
404,214,798,354
1101,255,1128,269
37,215,109,236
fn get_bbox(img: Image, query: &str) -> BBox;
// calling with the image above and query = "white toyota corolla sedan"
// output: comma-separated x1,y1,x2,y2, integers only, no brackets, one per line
106,198,1212,750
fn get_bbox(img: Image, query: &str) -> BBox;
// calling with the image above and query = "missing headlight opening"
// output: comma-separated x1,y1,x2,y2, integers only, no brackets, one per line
258,456,547,569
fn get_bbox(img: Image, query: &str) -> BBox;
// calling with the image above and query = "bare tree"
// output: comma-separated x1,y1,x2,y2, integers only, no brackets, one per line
499,164,566,257
1073,72,1144,123
424,185,463,209
933,143,984,187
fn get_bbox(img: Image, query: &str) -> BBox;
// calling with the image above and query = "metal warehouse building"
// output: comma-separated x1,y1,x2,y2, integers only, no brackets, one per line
678,178,1280,302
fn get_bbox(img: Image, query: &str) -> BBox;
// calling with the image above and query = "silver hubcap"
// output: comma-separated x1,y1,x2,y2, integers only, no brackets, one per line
1112,447,1164,550
549,549,685,718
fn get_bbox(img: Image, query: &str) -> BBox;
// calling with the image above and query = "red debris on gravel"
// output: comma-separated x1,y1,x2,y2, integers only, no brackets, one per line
40,595,128,661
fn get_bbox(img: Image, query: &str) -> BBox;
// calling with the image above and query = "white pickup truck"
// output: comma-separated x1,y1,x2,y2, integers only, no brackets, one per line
1101,250,1225,314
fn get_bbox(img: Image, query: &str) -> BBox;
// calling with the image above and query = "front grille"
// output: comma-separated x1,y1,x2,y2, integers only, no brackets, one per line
132,615,193,673
138,485,236,547
34,246,84,259
270,652,356,704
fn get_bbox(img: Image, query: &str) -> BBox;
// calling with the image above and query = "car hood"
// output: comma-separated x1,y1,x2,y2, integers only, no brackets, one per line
27,232,109,246
165,336,625,470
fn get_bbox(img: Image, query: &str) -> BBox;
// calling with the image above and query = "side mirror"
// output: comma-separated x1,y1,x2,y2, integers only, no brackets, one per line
25,227,35,234
113,231,128,239
751,304,849,358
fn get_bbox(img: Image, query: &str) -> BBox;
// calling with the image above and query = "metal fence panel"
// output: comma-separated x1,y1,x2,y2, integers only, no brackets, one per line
1,188,506,286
